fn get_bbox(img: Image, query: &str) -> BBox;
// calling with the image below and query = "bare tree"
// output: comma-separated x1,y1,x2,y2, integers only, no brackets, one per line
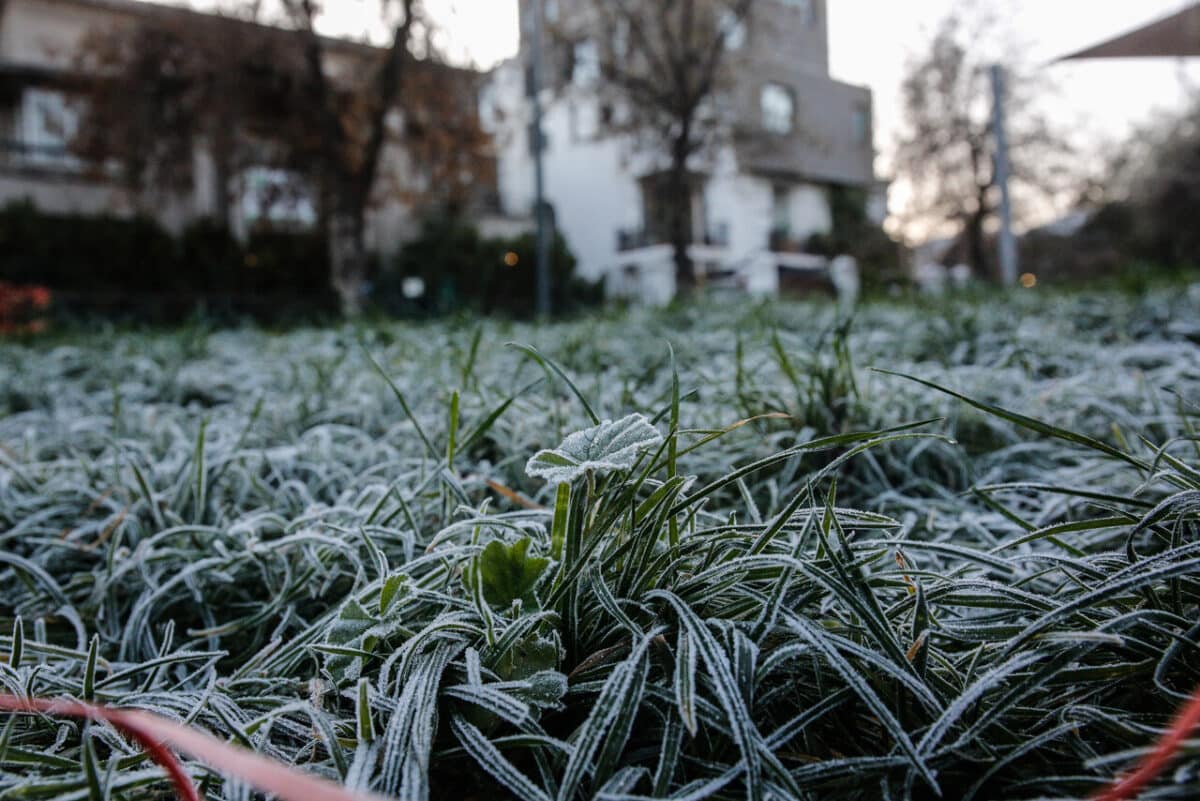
75,8,309,223
893,10,1070,279
565,0,755,291
75,0,492,314
1121,97,1200,267
278,0,417,314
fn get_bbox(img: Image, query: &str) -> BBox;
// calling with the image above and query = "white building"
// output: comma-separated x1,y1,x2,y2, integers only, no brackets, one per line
482,0,884,304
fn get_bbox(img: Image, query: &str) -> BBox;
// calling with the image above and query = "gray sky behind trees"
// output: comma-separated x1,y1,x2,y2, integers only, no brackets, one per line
184,0,1200,238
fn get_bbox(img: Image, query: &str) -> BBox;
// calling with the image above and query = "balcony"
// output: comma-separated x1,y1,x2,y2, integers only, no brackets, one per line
767,227,828,272
768,227,809,254
617,222,730,253
1,139,86,175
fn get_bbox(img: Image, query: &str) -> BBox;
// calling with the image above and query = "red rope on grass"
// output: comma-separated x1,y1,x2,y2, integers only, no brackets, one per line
0,694,390,801
1094,683,1200,801
0,695,201,801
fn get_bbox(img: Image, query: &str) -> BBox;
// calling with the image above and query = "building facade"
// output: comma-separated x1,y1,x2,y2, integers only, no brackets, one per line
483,0,884,303
0,0,496,257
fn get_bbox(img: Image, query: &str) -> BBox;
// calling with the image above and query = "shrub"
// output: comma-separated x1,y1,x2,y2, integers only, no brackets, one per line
0,202,333,318
243,228,331,295
382,216,602,317
177,218,244,292
806,187,908,294
0,200,175,291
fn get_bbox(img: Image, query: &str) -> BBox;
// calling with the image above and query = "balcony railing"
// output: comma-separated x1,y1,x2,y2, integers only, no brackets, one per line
1,139,85,173
617,222,730,253
769,227,810,254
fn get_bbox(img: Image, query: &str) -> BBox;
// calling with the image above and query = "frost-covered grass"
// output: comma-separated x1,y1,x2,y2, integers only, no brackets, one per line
2,288,1200,800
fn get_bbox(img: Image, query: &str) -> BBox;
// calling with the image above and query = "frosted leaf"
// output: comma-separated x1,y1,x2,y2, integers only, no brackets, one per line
526,414,663,484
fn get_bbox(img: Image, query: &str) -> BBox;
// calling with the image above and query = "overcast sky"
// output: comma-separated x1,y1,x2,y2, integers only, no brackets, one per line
191,0,1200,232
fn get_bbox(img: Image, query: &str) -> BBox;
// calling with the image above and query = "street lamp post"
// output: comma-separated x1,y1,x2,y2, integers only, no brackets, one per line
991,64,1019,287
530,0,552,317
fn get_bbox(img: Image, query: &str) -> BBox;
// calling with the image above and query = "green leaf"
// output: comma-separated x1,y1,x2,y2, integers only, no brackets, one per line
323,599,377,684
497,632,561,682
356,678,375,744
380,573,409,616
550,483,571,560
464,538,550,608
10,617,22,670
82,634,99,701
526,414,663,485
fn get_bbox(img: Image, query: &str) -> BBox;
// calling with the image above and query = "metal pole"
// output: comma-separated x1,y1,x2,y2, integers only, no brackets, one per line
530,0,552,316
991,64,1018,286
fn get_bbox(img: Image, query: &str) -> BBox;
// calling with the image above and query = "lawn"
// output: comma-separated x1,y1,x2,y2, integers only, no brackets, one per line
2,287,1200,800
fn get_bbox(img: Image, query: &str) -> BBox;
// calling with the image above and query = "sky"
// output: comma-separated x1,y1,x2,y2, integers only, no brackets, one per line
324,1,1200,148
184,1,1200,235
828,0,1200,156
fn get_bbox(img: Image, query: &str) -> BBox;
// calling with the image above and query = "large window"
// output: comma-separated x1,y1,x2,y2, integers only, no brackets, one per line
779,0,817,26
612,17,630,58
7,88,83,170
572,40,600,86
760,83,795,135
719,9,747,50
852,106,870,145
239,167,317,229
771,184,791,234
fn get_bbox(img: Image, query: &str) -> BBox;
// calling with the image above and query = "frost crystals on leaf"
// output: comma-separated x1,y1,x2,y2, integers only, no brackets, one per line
526,413,663,484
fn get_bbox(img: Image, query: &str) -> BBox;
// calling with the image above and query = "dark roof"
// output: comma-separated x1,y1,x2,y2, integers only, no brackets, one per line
24,0,387,58
4,0,483,82
1058,3,1200,60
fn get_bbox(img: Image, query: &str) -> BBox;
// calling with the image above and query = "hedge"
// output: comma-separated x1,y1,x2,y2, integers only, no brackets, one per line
0,201,329,298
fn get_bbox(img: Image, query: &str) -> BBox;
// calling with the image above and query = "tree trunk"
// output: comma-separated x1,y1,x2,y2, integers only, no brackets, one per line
329,209,368,316
211,130,233,229
967,207,989,282
668,133,694,295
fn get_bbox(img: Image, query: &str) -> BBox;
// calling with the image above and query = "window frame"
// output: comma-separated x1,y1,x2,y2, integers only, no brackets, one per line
760,83,796,135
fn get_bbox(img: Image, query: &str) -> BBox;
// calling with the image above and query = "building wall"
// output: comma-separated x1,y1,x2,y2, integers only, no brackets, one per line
0,0,433,258
735,71,875,186
733,0,830,78
0,171,128,216
726,0,874,186
488,52,837,299
0,1,221,233
0,0,136,69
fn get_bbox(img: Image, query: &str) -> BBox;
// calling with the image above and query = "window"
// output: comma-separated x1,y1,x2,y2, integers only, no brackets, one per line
640,171,703,246
852,106,870,145
760,83,794,134
240,167,317,229
612,18,630,58
478,82,500,131
0,100,17,148
780,0,817,25
572,40,600,86
719,9,747,50
771,184,791,234
522,0,558,35
16,88,82,169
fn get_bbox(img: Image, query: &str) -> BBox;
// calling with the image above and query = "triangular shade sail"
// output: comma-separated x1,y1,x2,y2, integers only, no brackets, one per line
1059,3,1200,60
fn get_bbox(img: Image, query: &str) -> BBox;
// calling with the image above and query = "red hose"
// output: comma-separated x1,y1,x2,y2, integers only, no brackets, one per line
0,694,389,801
0,695,200,801
1094,683,1200,801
